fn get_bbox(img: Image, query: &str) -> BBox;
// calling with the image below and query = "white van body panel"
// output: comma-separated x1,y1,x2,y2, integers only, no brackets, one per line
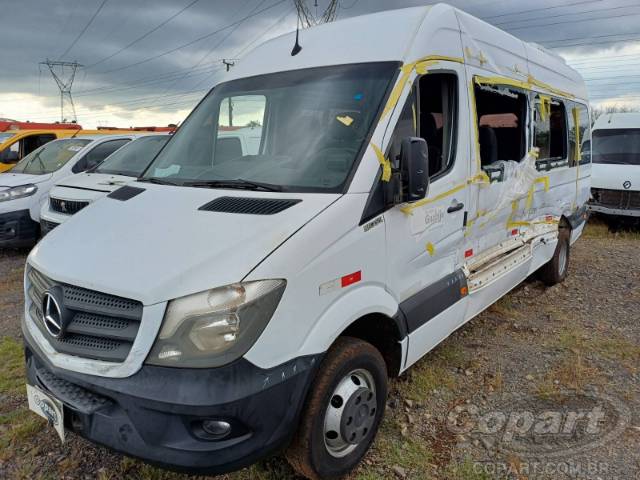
591,164,640,192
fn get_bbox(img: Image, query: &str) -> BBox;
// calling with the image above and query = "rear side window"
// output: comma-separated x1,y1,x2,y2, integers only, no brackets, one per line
474,83,528,168
74,139,130,173
534,97,567,161
571,103,591,165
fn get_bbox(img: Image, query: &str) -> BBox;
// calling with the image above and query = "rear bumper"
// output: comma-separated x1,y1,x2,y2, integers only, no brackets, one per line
23,331,321,475
0,209,39,247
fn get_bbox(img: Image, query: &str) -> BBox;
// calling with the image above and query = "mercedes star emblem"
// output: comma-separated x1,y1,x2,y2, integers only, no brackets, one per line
42,291,64,338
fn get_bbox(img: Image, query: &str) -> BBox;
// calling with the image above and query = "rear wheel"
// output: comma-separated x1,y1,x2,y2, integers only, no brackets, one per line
286,337,388,480
540,227,570,286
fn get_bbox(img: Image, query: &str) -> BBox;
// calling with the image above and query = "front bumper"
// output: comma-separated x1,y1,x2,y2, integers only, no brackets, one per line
39,207,71,227
24,333,321,475
588,203,640,217
0,209,39,247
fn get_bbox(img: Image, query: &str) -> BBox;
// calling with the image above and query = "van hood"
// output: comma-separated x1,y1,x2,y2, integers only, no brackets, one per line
591,163,640,191
52,172,134,202
29,183,339,305
0,172,52,188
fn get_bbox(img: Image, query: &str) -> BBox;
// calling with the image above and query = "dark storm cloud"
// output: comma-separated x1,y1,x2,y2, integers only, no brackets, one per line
2,0,639,121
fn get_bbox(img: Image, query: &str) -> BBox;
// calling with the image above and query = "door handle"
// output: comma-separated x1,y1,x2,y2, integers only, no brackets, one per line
447,201,464,213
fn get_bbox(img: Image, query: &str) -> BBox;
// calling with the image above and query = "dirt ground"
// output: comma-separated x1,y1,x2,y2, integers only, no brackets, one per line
0,219,639,480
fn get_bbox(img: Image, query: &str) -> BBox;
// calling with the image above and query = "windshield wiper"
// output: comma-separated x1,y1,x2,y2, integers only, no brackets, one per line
183,178,283,192
138,177,183,186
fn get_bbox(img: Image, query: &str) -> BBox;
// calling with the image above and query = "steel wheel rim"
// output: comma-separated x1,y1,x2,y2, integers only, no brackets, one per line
558,240,568,276
323,368,377,458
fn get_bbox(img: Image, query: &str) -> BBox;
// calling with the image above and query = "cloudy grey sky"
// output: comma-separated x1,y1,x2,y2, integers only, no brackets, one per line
1,0,639,127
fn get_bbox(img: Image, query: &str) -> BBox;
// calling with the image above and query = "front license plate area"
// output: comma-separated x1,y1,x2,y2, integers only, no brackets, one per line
26,384,65,442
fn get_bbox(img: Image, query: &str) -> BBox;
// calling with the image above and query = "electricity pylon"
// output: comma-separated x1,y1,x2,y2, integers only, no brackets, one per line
40,59,83,123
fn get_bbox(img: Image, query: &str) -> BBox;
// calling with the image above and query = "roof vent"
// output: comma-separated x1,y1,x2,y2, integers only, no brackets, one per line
199,196,301,215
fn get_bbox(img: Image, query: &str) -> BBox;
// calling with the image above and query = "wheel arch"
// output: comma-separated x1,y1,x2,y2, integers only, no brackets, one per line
337,312,406,378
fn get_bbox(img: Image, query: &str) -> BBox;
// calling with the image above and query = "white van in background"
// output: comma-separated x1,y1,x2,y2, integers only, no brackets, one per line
590,112,640,219
23,5,590,478
0,135,136,247
39,134,170,234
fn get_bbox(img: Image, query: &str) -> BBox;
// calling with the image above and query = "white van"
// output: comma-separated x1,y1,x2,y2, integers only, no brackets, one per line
39,134,170,233
22,5,590,479
590,112,640,218
0,135,137,247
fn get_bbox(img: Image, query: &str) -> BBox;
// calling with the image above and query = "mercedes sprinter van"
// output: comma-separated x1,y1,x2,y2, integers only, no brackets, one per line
23,5,590,478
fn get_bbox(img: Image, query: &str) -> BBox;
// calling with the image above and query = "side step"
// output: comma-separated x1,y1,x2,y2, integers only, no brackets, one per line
464,224,558,293
465,243,532,292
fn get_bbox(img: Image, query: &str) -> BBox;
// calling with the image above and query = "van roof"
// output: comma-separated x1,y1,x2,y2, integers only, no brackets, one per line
228,3,587,101
592,112,640,131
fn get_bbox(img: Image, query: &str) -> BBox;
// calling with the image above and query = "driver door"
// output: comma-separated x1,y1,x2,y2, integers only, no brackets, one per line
383,65,470,369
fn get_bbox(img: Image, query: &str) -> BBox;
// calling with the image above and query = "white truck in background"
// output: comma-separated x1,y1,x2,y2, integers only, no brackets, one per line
590,112,640,223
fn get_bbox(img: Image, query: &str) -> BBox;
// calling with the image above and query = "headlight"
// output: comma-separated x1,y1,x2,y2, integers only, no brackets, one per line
147,279,286,368
0,184,38,202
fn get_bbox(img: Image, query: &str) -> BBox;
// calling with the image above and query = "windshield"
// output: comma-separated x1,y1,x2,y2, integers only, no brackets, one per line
593,129,640,165
0,133,15,144
142,63,397,192
10,138,90,175
94,135,169,177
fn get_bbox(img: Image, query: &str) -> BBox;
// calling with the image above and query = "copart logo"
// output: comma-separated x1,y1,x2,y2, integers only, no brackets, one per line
446,392,630,458
34,394,59,427
623,180,632,190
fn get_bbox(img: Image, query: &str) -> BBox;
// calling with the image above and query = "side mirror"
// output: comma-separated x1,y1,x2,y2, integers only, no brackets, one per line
400,137,429,202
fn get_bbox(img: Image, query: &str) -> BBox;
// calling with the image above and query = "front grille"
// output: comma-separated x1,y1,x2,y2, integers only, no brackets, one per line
26,267,143,362
591,188,640,209
40,219,59,236
50,197,89,215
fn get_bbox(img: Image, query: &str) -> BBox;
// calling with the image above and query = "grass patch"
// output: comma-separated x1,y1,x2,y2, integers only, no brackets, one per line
582,219,640,240
488,295,522,319
357,417,434,479
402,362,455,403
0,336,25,395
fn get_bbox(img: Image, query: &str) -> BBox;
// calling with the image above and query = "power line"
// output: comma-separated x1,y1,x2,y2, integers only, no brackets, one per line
94,0,287,75
86,0,202,69
504,8,640,31
569,53,640,65
542,31,640,47
58,0,109,59
549,35,640,49
495,3,639,27
73,63,223,97
483,0,601,21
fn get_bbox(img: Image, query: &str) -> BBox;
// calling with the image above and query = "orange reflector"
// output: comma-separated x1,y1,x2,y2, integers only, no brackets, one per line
464,249,473,258
460,286,468,297
341,271,362,288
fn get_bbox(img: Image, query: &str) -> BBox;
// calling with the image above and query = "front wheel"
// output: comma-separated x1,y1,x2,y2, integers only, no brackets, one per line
539,227,570,286
286,337,388,480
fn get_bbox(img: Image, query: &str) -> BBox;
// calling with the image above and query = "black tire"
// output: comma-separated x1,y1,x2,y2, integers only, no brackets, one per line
286,337,388,480
539,227,570,286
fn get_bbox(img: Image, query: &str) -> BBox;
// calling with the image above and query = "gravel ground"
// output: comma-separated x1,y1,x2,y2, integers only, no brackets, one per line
0,219,638,480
